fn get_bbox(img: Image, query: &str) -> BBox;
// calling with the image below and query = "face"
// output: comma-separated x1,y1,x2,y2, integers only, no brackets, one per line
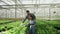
29,16,32,20
26,12,29,15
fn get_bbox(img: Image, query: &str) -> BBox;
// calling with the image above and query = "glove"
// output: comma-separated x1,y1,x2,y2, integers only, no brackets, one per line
25,24,30,27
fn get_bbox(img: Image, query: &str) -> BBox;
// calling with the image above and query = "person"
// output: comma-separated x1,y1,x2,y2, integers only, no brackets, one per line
29,15,36,34
22,10,36,34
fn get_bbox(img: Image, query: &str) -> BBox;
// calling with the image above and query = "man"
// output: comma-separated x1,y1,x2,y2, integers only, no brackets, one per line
22,10,36,34
22,10,36,23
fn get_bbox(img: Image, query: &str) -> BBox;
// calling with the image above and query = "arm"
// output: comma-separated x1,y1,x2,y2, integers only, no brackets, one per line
30,13,36,20
22,16,28,23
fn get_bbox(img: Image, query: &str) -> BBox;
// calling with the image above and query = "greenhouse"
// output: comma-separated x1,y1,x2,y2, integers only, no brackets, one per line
0,0,60,34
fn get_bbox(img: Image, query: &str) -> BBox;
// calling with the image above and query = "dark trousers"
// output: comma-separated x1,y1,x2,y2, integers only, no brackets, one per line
30,26,36,34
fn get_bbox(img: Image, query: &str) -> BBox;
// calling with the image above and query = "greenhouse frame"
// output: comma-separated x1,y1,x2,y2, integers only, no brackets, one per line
0,0,60,20
0,0,60,34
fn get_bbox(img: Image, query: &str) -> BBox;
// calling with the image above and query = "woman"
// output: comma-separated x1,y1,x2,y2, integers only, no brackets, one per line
28,15,36,34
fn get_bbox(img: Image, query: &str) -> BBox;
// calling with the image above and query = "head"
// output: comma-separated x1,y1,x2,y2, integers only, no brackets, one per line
29,15,33,20
26,10,30,15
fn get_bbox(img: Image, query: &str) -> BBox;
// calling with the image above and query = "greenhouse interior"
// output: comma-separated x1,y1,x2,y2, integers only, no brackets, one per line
0,0,60,34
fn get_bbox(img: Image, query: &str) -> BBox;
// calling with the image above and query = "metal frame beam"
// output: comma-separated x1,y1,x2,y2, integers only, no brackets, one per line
0,6,2,8
0,3,60,6
11,0,22,4
0,0,9,5
18,0,22,4
7,0,14,5
0,3,60,9
0,6,60,9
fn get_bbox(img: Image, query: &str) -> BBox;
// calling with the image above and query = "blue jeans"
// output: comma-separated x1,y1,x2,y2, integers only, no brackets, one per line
30,26,36,34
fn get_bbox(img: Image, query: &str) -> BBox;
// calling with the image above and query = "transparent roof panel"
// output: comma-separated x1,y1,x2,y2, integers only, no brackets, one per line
0,0,15,5
0,0,60,5
2,0,15,5
22,0,60,4
0,2,7,5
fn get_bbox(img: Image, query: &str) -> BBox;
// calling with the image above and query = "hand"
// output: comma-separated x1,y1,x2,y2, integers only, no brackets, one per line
20,23,23,26
25,24,30,27
22,20,24,23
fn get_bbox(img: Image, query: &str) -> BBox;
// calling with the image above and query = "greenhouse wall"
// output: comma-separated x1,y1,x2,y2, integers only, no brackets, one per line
0,8,60,20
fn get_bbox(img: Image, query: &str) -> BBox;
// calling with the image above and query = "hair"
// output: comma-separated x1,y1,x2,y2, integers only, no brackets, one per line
26,10,30,13
29,15,33,20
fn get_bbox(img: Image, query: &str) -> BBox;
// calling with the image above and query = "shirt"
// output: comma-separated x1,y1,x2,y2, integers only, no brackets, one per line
29,20,35,24
22,13,36,23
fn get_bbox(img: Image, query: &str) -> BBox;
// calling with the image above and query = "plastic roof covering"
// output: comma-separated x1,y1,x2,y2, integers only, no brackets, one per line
0,0,60,5
22,0,60,4
0,0,60,8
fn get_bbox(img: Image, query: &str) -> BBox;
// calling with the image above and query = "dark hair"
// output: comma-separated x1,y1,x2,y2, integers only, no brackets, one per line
29,15,34,20
29,15,32,17
26,10,30,12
